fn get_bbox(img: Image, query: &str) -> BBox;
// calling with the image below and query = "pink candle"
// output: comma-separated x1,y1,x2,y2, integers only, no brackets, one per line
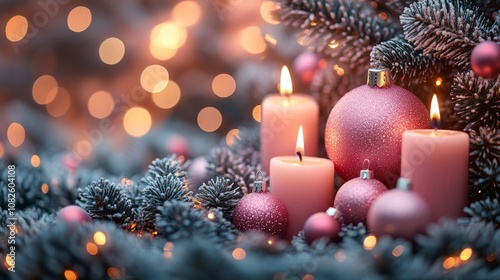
401,95,469,222
261,66,319,174
270,126,334,240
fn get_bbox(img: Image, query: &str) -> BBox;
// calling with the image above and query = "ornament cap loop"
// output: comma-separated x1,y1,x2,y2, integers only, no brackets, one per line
367,68,392,87
253,170,267,192
326,207,339,218
360,159,373,179
396,178,412,190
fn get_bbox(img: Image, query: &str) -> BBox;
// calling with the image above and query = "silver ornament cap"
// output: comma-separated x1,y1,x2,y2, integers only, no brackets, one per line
367,68,392,87
396,178,412,191
253,170,267,192
360,159,374,180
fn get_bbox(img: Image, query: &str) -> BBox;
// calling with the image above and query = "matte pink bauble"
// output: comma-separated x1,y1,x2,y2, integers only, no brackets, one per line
293,52,321,86
334,169,387,225
56,205,91,224
325,68,429,187
368,178,430,240
303,211,341,245
470,41,500,79
233,177,289,238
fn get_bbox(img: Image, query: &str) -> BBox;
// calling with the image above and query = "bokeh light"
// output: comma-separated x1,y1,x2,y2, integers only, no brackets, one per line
172,1,201,26
67,6,92,32
363,235,377,250
252,105,261,122
150,43,178,61
392,245,405,257
107,267,122,279
31,154,41,168
225,129,240,146
64,270,78,280
7,122,25,147
41,183,49,194
141,65,169,93
151,80,181,109
86,242,98,255
5,15,28,42
150,22,187,50
232,248,246,260
32,75,58,105
460,248,472,261
260,1,280,24
0,143,4,158
99,37,125,65
197,107,222,132
75,140,93,158
212,74,236,98
240,26,266,54
93,231,107,245
88,91,115,119
123,107,152,137
46,87,71,117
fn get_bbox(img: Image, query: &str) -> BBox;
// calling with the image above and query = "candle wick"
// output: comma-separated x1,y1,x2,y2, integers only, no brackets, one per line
430,117,441,130
296,151,302,162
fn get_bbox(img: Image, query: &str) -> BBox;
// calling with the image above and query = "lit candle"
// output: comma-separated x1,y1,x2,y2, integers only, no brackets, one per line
270,126,334,240
401,94,469,222
261,66,319,175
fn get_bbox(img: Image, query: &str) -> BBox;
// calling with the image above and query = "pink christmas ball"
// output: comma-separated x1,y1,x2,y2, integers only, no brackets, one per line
56,205,91,224
293,52,321,86
303,212,341,245
470,41,500,79
334,177,387,225
325,84,429,187
368,189,430,240
233,192,289,238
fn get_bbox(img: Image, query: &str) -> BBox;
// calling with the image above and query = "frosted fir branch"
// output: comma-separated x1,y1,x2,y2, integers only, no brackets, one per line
450,71,500,131
195,177,242,221
371,34,443,88
77,178,135,229
401,0,492,69
140,155,189,185
275,0,401,71
464,194,500,228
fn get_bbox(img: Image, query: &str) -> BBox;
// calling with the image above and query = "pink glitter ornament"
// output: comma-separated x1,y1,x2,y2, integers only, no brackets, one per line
233,171,289,238
470,41,500,79
303,208,341,245
334,161,388,225
325,68,429,187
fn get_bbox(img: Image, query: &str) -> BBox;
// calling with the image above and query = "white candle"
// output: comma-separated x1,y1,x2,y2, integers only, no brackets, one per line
401,95,469,222
270,126,334,240
261,66,319,175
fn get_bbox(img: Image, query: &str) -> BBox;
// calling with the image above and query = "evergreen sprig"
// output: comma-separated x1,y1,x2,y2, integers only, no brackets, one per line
141,155,189,185
371,34,443,88
469,158,500,202
464,195,500,228
77,178,134,229
141,174,192,231
276,0,401,72
451,71,500,131
401,0,491,69
155,201,238,247
195,177,242,221
469,126,500,165
16,222,167,280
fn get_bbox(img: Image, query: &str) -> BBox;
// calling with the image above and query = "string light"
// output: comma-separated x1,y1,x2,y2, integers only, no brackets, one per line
207,212,216,220
41,183,49,194
86,242,98,255
93,231,107,245
64,270,78,280
31,154,41,168
363,235,377,250
436,77,443,86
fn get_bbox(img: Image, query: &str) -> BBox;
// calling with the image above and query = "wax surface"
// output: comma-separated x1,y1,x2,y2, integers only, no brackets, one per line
270,156,334,240
401,129,469,222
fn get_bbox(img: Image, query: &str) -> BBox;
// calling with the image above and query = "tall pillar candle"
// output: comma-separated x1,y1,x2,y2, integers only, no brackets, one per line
401,95,469,222
270,126,334,240
261,66,319,175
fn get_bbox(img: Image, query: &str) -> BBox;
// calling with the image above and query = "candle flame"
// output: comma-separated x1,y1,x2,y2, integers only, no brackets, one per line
280,65,293,96
296,125,304,161
430,94,441,129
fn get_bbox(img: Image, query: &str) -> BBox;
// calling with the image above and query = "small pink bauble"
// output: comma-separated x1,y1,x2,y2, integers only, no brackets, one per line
303,212,341,245
470,41,500,79
57,205,91,224
368,180,430,240
293,52,321,86
233,192,289,238
334,171,387,225
325,69,429,187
